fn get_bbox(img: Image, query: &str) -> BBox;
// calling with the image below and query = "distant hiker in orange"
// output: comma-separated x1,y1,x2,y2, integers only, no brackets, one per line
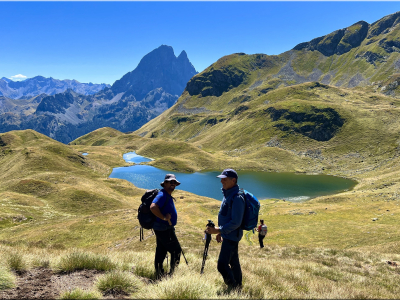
255,219,267,248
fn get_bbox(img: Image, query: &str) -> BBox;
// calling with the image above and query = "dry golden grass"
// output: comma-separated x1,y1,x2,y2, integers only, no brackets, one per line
0,244,399,299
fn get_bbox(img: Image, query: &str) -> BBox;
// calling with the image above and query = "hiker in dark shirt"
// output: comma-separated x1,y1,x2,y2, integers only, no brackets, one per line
150,174,182,279
205,168,245,290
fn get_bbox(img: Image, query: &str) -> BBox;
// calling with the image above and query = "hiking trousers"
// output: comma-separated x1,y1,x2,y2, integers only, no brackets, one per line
217,238,242,288
154,227,182,277
258,233,265,248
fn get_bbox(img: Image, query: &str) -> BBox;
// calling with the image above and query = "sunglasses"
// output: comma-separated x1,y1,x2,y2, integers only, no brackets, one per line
166,181,178,185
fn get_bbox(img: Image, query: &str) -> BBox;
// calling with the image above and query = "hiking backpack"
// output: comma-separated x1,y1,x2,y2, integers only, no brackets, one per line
260,224,268,236
238,189,260,231
137,189,160,230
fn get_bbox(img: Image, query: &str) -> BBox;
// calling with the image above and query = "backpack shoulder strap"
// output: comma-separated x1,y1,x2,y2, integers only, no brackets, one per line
237,188,247,202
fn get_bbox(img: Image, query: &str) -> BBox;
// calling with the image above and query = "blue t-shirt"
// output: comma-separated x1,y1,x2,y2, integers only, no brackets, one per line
152,189,177,230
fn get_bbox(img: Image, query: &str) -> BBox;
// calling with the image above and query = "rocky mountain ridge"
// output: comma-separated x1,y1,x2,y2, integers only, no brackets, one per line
136,11,400,155
0,76,110,99
184,11,400,100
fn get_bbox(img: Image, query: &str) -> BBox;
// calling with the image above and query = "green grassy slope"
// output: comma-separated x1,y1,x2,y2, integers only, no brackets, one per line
135,82,400,177
0,128,400,299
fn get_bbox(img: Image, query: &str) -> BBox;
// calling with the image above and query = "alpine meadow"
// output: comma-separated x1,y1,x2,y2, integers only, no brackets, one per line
1,10,400,300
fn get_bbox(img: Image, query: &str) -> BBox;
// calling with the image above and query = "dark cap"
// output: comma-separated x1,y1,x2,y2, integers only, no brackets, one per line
160,174,181,187
216,168,238,179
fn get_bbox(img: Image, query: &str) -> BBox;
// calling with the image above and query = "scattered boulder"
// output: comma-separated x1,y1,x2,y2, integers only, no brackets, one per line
387,261,398,267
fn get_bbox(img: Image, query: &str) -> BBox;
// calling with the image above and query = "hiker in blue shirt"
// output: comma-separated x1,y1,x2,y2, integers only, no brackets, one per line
206,168,245,290
150,174,182,279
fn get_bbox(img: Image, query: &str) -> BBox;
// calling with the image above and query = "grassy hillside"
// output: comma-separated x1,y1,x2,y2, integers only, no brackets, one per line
135,82,400,179
0,128,399,298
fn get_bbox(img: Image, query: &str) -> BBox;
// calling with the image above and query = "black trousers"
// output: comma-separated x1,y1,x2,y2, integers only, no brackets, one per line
258,233,265,248
154,227,182,276
217,239,242,288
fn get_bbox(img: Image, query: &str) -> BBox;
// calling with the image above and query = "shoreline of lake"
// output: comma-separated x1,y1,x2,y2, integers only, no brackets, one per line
109,152,357,202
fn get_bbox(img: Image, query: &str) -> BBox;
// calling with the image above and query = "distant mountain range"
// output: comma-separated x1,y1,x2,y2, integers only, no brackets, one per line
0,76,110,99
0,45,197,143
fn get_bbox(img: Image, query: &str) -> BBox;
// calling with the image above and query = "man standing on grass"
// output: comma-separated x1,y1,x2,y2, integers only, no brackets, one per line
150,174,182,279
205,168,245,290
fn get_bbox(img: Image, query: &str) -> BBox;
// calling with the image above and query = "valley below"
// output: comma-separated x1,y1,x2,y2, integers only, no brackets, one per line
0,118,399,298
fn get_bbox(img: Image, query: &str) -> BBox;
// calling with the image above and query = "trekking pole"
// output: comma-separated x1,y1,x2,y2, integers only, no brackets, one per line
200,219,215,274
181,248,188,265
167,218,189,266
140,227,143,242
174,229,189,265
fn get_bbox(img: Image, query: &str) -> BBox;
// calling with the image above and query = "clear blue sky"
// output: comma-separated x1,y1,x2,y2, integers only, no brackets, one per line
2,1,400,85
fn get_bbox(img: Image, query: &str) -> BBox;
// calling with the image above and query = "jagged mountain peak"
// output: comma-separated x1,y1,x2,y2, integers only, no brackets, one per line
133,45,182,73
111,45,197,98
178,50,188,60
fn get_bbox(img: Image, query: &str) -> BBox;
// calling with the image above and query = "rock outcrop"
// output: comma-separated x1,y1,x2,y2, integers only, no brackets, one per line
265,106,345,141
293,21,369,56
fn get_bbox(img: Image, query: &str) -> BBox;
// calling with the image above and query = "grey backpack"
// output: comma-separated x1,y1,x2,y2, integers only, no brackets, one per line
260,224,268,236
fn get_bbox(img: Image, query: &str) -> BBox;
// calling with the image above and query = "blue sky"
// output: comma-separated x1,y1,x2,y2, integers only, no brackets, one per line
2,1,400,85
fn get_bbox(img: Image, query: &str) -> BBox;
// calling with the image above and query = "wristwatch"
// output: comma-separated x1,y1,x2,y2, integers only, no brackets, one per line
163,216,166,221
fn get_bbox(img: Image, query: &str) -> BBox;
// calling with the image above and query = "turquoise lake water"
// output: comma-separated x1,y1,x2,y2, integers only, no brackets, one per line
123,152,152,164
109,152,357,201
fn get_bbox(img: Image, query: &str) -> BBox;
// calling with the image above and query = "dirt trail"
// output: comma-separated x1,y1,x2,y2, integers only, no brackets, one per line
0,268,126,299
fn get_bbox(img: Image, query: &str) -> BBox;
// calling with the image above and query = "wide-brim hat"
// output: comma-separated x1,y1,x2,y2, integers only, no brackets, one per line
160,174,181,187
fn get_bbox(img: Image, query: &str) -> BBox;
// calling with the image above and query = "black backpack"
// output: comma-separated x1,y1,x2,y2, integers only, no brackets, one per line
137,189,160,230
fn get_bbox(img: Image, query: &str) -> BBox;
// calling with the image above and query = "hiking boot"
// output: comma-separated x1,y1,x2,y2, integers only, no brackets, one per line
226,283,242,293
155,270,166,280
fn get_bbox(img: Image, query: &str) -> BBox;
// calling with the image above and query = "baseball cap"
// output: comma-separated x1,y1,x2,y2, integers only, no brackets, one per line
216,168,238,179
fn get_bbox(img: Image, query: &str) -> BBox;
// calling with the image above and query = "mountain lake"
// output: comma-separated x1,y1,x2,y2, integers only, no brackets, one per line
109,152,357,201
